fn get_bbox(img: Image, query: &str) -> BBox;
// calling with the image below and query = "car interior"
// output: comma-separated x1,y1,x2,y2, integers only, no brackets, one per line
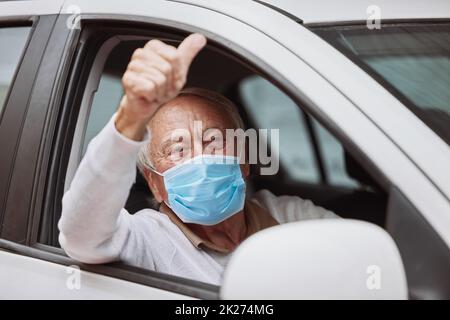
38,33,388,251
83,39,388,228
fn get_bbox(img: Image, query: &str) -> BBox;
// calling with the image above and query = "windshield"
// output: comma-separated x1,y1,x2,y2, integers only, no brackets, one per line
313,23,450,146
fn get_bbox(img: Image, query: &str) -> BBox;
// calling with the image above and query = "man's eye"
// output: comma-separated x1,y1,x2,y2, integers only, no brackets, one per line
171,146,183,155
168,144,192,161
204,140,224,151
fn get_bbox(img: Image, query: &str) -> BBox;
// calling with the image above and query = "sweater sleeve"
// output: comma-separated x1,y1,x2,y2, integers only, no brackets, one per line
252,189,340,224
58,113,150,263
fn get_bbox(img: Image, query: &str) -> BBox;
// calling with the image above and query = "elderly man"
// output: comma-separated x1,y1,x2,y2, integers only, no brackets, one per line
58,33,337,285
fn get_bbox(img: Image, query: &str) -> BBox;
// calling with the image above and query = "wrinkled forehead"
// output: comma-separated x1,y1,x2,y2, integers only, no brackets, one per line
149,95,236,141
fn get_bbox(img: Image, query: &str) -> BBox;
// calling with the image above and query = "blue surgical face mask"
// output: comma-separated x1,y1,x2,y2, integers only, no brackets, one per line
151,154,246,225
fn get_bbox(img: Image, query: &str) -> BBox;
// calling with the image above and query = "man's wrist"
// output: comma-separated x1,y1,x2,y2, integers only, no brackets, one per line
115,102,149,141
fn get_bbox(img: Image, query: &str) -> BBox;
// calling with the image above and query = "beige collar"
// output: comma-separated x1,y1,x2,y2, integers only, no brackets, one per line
159,198,279,254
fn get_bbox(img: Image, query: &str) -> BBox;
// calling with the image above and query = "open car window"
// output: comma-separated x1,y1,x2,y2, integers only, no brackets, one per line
66,36,382,227
35,22,389,295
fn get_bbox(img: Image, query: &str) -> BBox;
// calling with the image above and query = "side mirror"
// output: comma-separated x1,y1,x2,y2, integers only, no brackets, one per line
221,219,407,299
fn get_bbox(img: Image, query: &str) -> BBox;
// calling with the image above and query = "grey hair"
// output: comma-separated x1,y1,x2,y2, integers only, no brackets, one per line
136,87,245,176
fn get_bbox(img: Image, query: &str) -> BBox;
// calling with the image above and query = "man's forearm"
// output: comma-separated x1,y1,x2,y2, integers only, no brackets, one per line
58,113,149,263
115,96,153,141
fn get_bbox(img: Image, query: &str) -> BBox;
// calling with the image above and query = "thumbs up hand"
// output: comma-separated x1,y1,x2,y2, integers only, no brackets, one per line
116,33,207,140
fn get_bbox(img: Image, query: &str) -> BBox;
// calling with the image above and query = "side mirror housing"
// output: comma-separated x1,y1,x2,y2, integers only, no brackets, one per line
221,219,407,299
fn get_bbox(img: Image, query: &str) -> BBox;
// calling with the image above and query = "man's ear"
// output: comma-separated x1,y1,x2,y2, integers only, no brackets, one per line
144,169,166,203
241,162,250,178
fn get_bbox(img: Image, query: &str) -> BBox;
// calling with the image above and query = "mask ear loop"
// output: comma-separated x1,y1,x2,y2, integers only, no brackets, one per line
147,164,164,177
146,164,173,209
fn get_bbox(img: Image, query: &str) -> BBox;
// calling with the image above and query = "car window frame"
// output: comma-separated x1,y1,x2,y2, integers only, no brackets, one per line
34,18,380,299
37,18,393,297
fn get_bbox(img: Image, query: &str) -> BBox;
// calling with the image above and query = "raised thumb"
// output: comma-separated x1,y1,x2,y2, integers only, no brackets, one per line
177,33,207,69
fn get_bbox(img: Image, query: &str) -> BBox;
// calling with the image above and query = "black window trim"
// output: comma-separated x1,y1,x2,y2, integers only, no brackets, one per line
303,112,327,184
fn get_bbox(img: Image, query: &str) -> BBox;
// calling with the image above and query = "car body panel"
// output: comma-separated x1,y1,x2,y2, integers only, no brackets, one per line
254,0,450,24
0,0,63,17
0,250,192,299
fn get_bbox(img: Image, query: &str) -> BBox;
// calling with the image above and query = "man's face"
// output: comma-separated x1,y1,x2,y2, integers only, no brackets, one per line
145,95,249,203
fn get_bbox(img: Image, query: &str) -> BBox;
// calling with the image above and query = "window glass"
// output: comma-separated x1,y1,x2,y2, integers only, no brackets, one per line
239,75,359,188
81,40,155,155
315,23,450,145
240,76,320,183
312,119,359,188
0,26,31,115
82,73,123,155
80,41,141,155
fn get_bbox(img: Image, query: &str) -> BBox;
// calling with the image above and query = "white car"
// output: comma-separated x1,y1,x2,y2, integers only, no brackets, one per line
0,0,449,300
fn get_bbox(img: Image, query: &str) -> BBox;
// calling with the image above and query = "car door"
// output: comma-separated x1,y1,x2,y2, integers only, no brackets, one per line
0,0,448,299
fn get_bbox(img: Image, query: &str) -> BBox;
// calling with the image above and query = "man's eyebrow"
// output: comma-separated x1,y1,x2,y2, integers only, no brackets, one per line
159,138,179,152
158,134,190,154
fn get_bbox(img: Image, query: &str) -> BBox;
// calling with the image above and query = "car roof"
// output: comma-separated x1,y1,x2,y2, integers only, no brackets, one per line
2,0,449,24
253,0,450,24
